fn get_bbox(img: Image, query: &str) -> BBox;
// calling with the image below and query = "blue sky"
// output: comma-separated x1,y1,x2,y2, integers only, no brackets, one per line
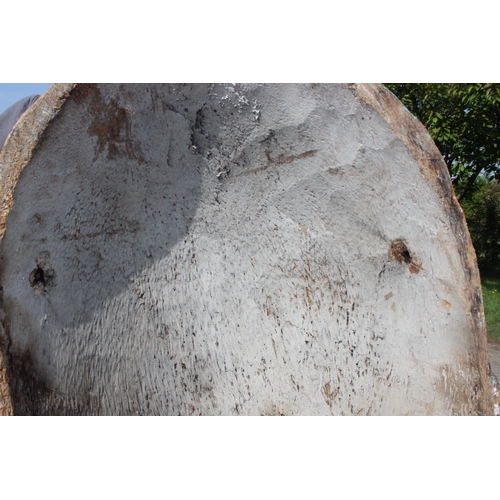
0,84,52,114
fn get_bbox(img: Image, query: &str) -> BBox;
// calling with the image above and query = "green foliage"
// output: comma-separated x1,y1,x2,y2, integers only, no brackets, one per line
461,177,500,267
481,271,500,342
384,84,500,201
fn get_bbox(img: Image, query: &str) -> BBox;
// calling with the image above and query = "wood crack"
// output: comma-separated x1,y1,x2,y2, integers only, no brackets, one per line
236,149,318,177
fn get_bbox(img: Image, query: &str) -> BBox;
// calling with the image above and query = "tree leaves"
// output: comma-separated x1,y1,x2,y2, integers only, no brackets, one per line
384,83,500,201
460,177,500,266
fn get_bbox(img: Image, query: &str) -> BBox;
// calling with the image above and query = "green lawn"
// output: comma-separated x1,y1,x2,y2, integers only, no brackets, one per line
481,269,500,342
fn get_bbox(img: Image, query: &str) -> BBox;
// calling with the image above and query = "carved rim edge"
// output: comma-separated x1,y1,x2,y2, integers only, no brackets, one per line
354,83,493,415
0,83,76,241
0,83,75,416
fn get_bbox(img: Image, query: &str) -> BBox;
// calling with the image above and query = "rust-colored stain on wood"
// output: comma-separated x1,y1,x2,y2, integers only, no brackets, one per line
73,84,145,164
325,383,333,399
409,263,420,274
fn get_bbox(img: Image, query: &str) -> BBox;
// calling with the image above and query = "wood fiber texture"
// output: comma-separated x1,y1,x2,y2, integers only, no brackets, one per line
0,83,493,415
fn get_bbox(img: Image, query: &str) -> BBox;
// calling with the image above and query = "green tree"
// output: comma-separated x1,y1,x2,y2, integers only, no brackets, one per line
384,84,500,201
460,178,500,267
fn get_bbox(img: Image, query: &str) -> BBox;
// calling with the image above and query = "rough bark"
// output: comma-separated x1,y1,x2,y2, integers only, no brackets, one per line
0,83,493,415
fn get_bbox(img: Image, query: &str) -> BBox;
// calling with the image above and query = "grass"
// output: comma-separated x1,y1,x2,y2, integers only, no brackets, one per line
480,267,500,342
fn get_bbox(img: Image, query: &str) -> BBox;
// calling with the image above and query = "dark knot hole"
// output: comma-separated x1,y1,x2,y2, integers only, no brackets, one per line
29,266,46,288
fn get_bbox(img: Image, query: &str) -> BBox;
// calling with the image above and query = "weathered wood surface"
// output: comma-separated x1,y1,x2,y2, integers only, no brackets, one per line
0,83,493,415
